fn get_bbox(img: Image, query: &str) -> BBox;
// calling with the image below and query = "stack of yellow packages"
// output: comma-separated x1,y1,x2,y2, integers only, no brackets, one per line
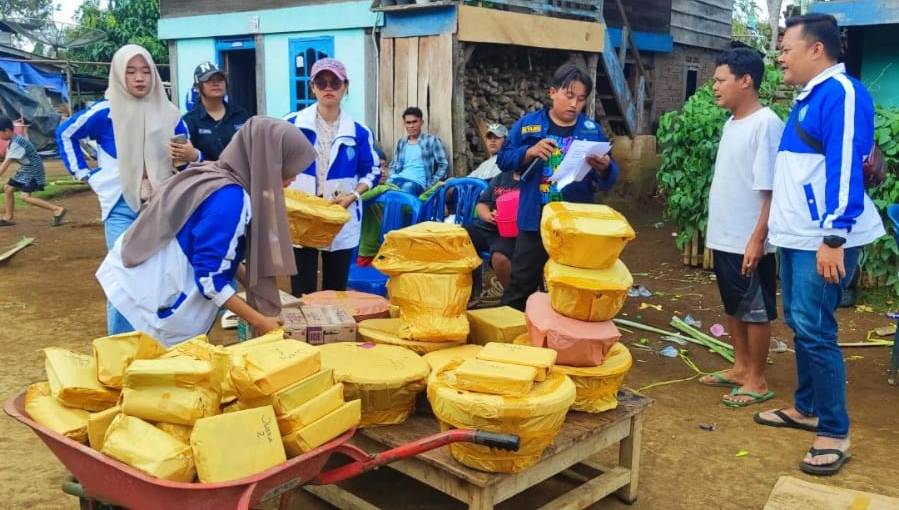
428,342,575,473
363,222,482,352
284,189,350,248
319,342,429,427
520,202,635,413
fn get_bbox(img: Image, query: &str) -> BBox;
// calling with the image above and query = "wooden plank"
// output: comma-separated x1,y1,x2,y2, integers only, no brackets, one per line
406,36,420,112
764,475,899,510
586,53,599,121
254,34,266,115
424,34,452,174
536,466,631,510
456,5,605,53
378,37,395,158
363,28,378,129
0,237,34,264
616,413,645,504
393,37,411,151
303,485,382,510
167,40,179,108
493,419,630,503
417,36,433,134
602,0,671,33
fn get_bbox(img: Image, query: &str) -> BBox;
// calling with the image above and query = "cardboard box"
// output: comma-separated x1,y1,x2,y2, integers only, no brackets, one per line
282,305,356,345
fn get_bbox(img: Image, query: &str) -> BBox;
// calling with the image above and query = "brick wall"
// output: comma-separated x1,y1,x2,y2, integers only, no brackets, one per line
648,44,719,131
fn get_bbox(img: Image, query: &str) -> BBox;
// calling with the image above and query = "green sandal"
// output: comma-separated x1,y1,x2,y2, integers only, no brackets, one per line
723,387,775,408
698,371,741,388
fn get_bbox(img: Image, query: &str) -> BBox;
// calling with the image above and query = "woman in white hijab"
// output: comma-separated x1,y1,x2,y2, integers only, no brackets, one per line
56,44,193,334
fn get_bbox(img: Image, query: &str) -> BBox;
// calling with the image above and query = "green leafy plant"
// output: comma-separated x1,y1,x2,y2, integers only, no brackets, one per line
857,106,899,294
656,66,788,249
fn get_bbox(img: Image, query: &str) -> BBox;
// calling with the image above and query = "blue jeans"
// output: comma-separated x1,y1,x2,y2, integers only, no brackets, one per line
779,246,860,439
390,177,425,196
103,196,138,335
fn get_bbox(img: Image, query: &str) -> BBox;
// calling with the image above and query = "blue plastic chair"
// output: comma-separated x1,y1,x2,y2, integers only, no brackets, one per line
419,191,442,222
436,177,489,226
347,191,423,296
886,204,899,384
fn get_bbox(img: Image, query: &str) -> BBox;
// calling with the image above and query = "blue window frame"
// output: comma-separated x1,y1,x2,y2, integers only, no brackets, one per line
288,37,334,113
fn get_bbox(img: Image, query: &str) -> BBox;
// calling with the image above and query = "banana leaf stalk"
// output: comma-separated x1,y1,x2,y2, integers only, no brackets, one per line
670,316,735,363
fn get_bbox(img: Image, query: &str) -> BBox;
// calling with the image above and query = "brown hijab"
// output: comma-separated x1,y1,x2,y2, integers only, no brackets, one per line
121,116,316,316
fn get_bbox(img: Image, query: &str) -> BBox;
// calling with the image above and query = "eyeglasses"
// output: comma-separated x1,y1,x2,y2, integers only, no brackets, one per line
313,77,344,91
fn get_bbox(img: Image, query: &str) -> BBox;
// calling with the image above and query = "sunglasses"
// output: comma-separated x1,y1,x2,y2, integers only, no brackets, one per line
313,77,344,91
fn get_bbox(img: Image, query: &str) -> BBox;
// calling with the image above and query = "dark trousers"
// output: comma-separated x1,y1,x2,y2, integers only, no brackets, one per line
501,230,548,311
291,247,354,296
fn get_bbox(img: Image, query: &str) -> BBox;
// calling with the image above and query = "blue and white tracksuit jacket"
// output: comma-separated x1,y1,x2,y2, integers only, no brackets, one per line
769,64,885,251
97,184,250,346
284,105,379,251
56,100,191,219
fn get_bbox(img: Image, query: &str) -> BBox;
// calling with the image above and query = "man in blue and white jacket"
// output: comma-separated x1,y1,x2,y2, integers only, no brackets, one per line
754,14,884,477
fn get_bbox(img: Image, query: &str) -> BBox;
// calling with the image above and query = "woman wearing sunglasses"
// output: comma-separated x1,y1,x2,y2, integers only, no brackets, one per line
284,58,380,296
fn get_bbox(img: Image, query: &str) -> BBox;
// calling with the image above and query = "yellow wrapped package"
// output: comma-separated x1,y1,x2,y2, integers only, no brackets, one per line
359,318,466,354
454,359,537,396
422,345,482,374
540,202,635,269
122,357,220,425
544,259,633,322
92,332,167,388
388,272,471,342
162,335,236,404
282,400,361,457
190,406,287,483
230,340,321,400
44,348,119,412
222,396,272,414
87,406,121,450
428,365,575,473
24,382,89,442
122,385,220,426
277,383,344,435
477,342,556,382
555,343,632,413
373,222,482,276
272,369,334,415
466,307,527,345
284,189,350,248
156,422,194,445
389,304,400,318
319,343,429,427
227,330,285,356
102,415,195,482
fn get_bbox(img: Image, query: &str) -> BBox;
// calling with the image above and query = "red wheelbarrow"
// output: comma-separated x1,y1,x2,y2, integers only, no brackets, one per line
5,392,520,510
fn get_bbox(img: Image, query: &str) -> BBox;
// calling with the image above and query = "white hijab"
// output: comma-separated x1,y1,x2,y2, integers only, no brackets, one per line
106,44,182,211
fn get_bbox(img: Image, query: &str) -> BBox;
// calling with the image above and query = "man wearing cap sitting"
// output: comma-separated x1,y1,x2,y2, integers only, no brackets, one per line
171,61,251,163
468,123,509,180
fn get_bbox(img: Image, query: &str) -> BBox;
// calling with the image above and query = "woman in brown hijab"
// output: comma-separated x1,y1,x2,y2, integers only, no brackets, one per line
95,117,316,346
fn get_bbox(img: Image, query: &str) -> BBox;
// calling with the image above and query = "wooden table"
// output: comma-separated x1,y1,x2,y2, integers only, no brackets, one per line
305,390,652,510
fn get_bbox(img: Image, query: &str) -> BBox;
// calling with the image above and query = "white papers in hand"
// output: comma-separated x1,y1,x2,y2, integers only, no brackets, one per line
549,141,612,189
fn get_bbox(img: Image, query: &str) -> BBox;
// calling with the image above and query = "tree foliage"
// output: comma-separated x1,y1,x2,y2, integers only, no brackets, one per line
66,0,166,76
0,0,55,20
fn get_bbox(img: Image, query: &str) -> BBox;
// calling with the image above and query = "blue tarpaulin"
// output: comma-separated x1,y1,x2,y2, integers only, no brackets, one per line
0,58,68,99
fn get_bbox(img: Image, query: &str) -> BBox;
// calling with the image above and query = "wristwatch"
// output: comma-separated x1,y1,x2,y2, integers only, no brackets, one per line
823,235,846,248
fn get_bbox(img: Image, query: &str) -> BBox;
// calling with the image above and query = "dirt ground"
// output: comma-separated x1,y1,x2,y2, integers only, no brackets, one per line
2,162,897,509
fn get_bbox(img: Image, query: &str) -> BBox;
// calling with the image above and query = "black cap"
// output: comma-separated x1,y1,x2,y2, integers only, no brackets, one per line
193,61,226,84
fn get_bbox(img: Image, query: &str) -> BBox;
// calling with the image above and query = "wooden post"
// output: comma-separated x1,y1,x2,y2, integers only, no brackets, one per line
691,232,700,267
167,40,178,108
254,34,266,115
616,413,644,504
618,26,629,66
703,246,711,270
683,240,690,266
586,53,599,121
451,39,473,177
378,37,395,157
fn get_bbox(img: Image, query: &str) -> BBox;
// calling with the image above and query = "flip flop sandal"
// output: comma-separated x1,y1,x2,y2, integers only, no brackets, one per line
698,371,741,388
799,448,852,476
51,208,67,227
722,388,775,408
753,408,818,432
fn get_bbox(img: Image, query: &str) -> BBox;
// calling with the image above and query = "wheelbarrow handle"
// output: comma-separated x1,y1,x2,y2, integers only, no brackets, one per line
473,430,521,451
313,428,520,485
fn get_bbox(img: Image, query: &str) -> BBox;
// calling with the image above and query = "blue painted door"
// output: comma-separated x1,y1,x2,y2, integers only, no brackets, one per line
288,37,334,113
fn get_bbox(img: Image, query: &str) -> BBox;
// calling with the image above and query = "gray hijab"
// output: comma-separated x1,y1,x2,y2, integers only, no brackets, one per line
121,116,316,316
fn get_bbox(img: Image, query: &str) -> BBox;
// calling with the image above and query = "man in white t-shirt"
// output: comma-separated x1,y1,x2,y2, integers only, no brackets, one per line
699,48,785,408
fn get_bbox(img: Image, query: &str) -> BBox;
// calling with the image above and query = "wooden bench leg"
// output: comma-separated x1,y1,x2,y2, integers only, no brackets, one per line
616,413,645,504
467,486,496,510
